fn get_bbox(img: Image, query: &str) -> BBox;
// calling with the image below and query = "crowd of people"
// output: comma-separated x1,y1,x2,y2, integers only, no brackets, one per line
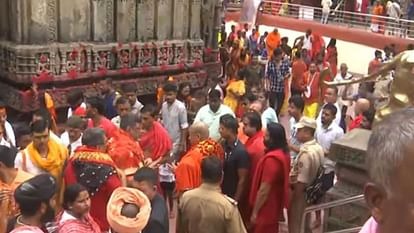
0,20,411,233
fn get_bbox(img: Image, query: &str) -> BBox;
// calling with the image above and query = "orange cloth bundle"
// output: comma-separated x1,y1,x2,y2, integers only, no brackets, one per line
107,187,152,233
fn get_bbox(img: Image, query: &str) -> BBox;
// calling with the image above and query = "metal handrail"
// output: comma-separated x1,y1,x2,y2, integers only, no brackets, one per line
300,194,365,233
228,0,414,39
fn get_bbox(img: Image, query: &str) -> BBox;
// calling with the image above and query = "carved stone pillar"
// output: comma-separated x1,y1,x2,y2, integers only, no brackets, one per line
137,0,155,41
172,0,190,39
189,0,202,39
155,0,173,40
116,0,136,42
59,0,91,42
326,129,371,230
9,0,58,44
92,0,115,42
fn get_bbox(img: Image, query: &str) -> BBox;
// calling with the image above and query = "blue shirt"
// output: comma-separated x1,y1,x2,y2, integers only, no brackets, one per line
266,59,290,93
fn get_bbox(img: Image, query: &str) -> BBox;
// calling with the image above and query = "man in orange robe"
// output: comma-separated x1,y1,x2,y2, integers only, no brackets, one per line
138,105,173,167
174,122,224,197
107,113,144,176
266,29,281,59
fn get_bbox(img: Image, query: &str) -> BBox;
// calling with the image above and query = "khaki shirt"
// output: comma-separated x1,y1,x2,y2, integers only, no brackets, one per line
178,183,247,233
290,139,324,185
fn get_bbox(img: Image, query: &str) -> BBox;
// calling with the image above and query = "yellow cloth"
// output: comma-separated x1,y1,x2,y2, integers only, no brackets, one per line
223,80,245,112
26,138,68,180
304,103,319,119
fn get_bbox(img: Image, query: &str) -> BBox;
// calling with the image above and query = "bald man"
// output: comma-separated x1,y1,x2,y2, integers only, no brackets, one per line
348,98,371,131
173,122,224,197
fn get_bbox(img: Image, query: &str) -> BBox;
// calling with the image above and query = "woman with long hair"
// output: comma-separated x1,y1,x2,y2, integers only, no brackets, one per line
57,184,101,233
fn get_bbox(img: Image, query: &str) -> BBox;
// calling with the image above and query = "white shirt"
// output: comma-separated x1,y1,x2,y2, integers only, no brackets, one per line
111,115,121,128
303,35,312,50
131,99,144,115
316,102,342,127
261,107,278,129
4,121,15,147
15,148,48,176
315,122,344,173
159,164,175,183
321,0,332,13
60,131,82,155
387,2,401,19
194,104,235,141
289,117,302,160
161,100,189,145
334,72,358,109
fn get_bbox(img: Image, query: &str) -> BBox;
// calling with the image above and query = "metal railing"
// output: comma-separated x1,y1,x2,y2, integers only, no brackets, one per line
227,0,414,39
300,194,365,233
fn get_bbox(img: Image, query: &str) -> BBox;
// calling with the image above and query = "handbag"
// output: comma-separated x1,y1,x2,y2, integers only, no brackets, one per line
305,165,326,205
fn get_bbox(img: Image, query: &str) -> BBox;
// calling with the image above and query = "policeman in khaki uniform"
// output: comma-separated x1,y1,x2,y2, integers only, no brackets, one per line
177,156,247,233
288,117,324,233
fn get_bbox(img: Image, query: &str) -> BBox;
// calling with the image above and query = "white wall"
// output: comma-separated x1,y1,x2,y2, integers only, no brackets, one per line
226,22,376,75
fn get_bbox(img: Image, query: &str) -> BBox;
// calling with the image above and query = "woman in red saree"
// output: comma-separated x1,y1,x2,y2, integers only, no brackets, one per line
325,39,338,78
57,184,101,233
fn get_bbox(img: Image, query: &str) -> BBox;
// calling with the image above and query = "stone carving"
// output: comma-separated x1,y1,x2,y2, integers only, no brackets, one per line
137,0,155,41
174,44,186,64
80,49,88,73
189,0,202,39
201,0,216,47
130,44,140,67
106,0,114,39
47,0,58,42
156,0,173,40
118,49,130,70
141,44,154,66
188,41,204,63
36,53,52,79
66,49,79,78
96,51,109,72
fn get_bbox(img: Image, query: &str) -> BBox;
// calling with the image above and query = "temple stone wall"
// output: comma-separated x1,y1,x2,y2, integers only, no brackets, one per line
2,0,210,44
59,0,91,42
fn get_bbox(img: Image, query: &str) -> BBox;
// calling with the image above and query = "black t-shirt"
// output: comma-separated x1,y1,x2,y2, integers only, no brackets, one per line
221,139,250,198
142,194,169,233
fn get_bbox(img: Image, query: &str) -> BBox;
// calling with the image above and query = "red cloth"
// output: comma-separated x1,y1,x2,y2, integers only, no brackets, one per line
249,149,290,231
368,59,382,75
87,117,117,139
64,147,122,231
175,139,224,193
57,212,101,233
73,106,86,117
139,121,172,161
291,59,307,92
245,131,265,183
243,131,265,225
107,129,144,171
349,114,363,131
325,47,338,78
311,33,325,59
